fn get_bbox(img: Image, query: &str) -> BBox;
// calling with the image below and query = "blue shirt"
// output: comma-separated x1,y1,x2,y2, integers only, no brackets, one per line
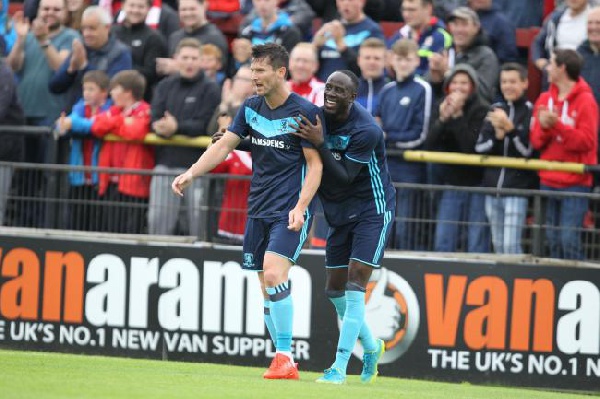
319,102,395,226
229,93,320,218
376,75,432,183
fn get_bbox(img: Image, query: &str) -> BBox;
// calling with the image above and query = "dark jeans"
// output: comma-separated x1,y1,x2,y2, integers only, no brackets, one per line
541,185,590,260
434,189,491,253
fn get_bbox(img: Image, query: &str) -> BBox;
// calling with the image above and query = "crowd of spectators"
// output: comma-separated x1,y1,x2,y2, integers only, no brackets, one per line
1,0,599,260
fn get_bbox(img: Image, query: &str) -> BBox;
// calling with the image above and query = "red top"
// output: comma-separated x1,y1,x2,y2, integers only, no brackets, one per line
530,78,598,188
211,150,252,239
91,102,155,198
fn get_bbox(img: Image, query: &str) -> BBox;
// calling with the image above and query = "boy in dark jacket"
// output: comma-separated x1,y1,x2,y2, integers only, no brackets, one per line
426,64,490,253
377,38,432,250
475,63,538,254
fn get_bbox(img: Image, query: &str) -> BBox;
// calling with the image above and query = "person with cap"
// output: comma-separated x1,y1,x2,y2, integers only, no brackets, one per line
426,6,499,103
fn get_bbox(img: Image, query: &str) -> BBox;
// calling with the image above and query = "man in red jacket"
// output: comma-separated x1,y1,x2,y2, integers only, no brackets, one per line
530,48,598,260
92,70,155,234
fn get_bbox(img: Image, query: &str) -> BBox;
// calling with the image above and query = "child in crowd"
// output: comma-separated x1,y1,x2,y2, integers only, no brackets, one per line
91,70,155,234
475,62,538,254
200,43,225,85
377,38,432,250
226,37,252,78
56,70,112,231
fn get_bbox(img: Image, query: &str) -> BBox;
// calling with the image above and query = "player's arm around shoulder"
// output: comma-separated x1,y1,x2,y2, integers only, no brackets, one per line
171,131,241,197
288,147,323,232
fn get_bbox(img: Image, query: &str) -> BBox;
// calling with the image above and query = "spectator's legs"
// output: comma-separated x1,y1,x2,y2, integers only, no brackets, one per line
485,195,505,253
0,164,14,226
394,188,414,250
543,187,562,259
559,187,590,260
99,183,120,233
467,192,491,253
148,165,181,235
503,196,528,255
185,176,208,240
434,189,466,252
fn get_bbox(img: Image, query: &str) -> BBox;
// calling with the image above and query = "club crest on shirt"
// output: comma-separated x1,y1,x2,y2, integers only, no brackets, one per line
326,135,350,151
279,119,289,133
243,252,254,268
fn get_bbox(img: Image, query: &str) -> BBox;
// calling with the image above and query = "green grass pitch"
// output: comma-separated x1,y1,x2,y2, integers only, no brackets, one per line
0,350,594,399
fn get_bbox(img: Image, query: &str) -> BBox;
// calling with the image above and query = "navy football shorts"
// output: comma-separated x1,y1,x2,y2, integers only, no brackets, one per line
242,214,312,271
325,209,393,269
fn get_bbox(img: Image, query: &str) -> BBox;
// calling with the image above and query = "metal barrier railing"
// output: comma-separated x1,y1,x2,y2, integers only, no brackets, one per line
0,125,599,261
1,161,599,260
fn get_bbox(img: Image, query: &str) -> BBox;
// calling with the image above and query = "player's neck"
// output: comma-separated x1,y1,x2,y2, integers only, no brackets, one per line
264,86,291,109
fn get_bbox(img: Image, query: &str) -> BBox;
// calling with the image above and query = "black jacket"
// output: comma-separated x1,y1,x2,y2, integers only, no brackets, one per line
426,65,490,187
112,22,167,101
0,60,25,162
151,72,221,168
475,95,538,190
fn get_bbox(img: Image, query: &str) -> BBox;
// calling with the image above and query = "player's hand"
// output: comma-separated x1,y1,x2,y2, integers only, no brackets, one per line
171,170,194,197
288,207,305,231
292,114,324,147
211,129,226,144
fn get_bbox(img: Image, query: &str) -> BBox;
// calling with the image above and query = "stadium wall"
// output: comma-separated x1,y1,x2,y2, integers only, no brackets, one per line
0,234,598,391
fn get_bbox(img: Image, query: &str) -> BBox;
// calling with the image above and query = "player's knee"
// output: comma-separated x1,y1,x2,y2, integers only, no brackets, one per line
348,261,373,287
263,268,285,287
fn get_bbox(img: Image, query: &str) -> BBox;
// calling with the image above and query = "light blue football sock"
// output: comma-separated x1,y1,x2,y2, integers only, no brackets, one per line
266,281,293,353
332,284,366,373
264,299,277,346
327,290,377,353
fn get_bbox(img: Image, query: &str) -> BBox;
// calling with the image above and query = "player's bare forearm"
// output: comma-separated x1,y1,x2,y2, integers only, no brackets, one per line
189,131,240,177
295,147,322,212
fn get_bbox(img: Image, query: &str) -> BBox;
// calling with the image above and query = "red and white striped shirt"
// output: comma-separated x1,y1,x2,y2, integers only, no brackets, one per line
289,77,325,107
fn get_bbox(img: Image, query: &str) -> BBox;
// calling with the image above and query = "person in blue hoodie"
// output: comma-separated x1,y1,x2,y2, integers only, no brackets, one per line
240,0,302,52
376,38,432,250
312,0,384,81
55,70,112,231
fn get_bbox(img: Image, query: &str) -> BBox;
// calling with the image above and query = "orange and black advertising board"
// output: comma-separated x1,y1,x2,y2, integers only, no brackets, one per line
0,235,598,391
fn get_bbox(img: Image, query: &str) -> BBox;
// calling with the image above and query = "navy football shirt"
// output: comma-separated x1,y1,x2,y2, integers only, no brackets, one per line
229,93,320,218
319,102,396,226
